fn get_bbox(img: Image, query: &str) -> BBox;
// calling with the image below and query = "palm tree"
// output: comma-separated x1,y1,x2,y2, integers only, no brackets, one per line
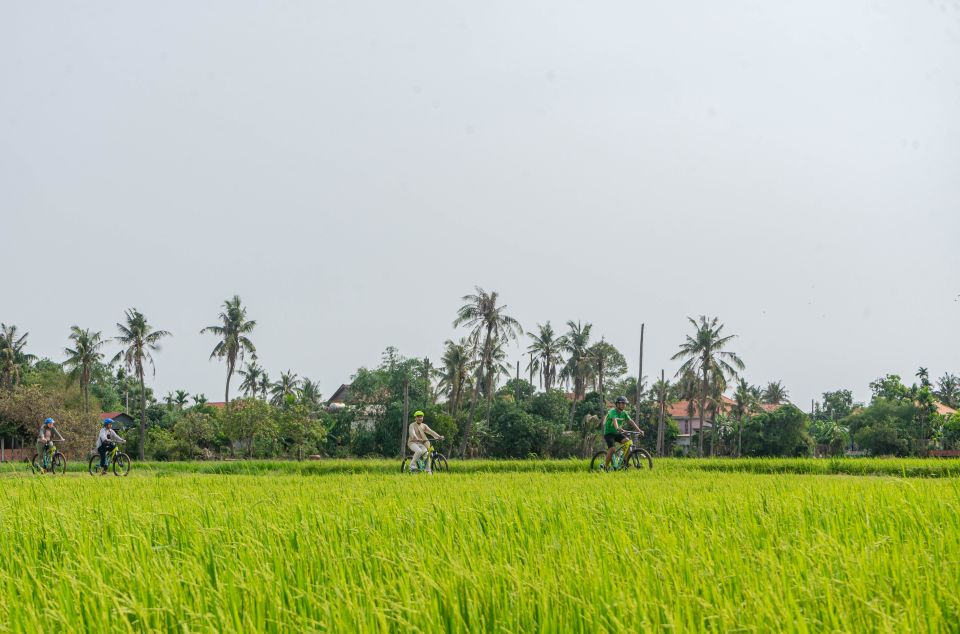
0,324,35,389
112,309,171,460
526,322,567,392
174,389,190,410
298,377,322,410
671,316,744,457
239,362,264,398
200,295,256,406
270,370,300,405
704,371,729,456
258,372,271,401
761,380,790,405
731,378,758,457
453,287,522,456
164,392,176,408
193,394,208,407
482,339,513,420
62,326,106,414
936,372,959,408
651,377,674,456
438,339,474,416
560,321,594,401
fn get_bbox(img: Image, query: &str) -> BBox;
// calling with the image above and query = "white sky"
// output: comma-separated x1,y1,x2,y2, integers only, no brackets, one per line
3,1,959,407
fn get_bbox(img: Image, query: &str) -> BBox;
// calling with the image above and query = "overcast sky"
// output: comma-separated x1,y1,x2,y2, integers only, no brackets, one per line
3,1,958,408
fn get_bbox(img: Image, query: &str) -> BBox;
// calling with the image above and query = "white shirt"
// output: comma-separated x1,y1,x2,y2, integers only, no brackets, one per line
407,421,438,445
97,427,125,449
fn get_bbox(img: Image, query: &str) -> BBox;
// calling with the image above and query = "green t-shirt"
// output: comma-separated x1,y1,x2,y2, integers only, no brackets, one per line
604,408,629,435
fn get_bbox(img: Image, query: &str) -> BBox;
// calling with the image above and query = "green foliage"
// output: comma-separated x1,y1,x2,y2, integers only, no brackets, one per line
941,413,960,449
869,375,909,403
854,420,908,456
740,405,813,457
224,398,276,457
527,389,569,427
486,401,558,458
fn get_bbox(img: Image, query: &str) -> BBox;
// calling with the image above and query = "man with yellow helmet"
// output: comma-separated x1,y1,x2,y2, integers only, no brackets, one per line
407,410,443,474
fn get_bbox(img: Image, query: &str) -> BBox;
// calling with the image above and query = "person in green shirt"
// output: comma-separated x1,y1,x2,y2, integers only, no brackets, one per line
603,396,642,469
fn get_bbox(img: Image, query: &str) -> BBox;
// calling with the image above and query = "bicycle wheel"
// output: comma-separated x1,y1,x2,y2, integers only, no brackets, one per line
113,453,131,477
50,453,66,475
88,454,100,476
628,448,653,470
401,458,411,473
589,451,609,472
431,453,449,472
31,453,41,473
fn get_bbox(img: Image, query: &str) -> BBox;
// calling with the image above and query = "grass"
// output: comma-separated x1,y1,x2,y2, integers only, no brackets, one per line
0,463,958,631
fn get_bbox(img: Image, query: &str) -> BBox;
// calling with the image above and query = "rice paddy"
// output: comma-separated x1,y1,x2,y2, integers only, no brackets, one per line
1,460,958,632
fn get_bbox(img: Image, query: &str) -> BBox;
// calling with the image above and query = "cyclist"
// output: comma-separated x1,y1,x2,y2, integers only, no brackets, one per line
96,418,126,475
36,417,65,471
407,410,442,474
603,396,642,469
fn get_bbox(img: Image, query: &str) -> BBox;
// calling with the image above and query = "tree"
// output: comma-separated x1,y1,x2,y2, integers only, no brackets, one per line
740,405,812,457
671,316,744,456
174,389,190,410
438,339,473,416
200,295,256,406
0,324,35,389
650,376,675,456
935,373,959,408
298,377,323,412
258,372,271,400
916,367,931,388
239,362,264,398
761,380,789,405
587,339,627,399
193,394,208,407
224,398,275,457
869,374,909,403
817,389,856,422
270,370,300,406
560,321,593,402
731,378,758,457
526,322,567,392
62,326,106,415
112,309,171,460
453,287,522,456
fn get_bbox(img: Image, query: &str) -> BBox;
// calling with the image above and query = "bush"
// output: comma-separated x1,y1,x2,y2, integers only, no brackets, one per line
741,405,813,457
854,421,909,456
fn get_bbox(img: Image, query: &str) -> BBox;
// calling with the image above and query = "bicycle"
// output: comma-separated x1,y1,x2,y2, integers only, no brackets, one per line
590,431,653,471
32,442,66,475
401,439,449,473
88,443,132,477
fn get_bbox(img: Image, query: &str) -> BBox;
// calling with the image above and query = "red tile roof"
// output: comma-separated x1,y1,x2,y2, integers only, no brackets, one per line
100,412,122,420
936,402,957,417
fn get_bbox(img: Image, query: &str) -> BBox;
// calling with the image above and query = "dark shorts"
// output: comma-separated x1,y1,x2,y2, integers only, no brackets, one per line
604,432,627,448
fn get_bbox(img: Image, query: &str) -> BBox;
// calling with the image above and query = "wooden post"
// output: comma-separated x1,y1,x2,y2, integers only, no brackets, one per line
515,361,520,402
1,437,4,463
636,324,644,406
657,369,666,456
400,376,410,457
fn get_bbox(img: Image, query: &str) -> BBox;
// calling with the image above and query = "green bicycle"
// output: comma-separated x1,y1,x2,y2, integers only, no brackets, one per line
401,440,449,473
88,444,132,476
590,431,653,472
32,442,66,475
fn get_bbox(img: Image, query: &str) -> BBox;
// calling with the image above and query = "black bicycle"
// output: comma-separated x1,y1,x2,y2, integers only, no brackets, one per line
401,439,449,473
590,431,654,471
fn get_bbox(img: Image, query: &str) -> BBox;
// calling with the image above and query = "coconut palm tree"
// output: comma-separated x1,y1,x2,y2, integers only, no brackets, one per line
438,338,474,416
193,394,208,407
526,322,567,392
560,321,594,402
63,326,106,415
258,372,271,400
482,339,513,420
112,309,171,460
731,378,758,457
200,295,256,406
671,316,744,457
587,339,627,401
761,380,790,405
270,370,300,405
453,287,522,456
298,377,322,410
704,372,729,456
0,324,35,389
239,361,264,398
650,376,674,456
174,389,190,410
936,372,959,408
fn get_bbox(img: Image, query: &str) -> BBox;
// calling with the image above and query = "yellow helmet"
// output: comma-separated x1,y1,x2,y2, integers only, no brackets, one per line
413,410,425,418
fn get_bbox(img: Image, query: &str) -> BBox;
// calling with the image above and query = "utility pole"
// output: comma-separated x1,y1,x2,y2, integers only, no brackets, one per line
400,375,410,458
636,324,645,406
515,360,520,402
657,369,666,456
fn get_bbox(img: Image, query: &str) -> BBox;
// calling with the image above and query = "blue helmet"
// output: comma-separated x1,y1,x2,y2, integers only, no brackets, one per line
44,418,55,425
103,418,114,426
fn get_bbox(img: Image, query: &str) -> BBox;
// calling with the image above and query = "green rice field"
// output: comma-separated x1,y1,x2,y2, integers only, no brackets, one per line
1,459,958,632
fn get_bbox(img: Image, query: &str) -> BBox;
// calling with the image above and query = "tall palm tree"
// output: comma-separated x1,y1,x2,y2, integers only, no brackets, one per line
560,321,594,401
0,324,35,389
936,372,959,408
453,287,522,456
270,370,300,405
671,316,744,457
482,339,513,420
761,380,789,405
239,361,264,398
704,372,729,456
164,392,176,408
258,372,271,400
438,338,474,416
193,394,208,407
731,378,758,457
200,295,256,406
651,377,674,456
526,322,567,392
63,326,106,414
174,389,190,410
916,367,931,388
298,377,322,410
112,309,171,460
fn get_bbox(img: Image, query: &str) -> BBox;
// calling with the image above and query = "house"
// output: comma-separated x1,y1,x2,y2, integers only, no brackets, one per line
99,412,137,429
669,397,785,447
936,402,957,417
326,384,351,411
324,383,380,430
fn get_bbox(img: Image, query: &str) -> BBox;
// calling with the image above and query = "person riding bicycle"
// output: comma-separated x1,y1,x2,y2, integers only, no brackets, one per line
96,418,126,475
36,417,65,471
407,410,442,474
603,396,642,469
